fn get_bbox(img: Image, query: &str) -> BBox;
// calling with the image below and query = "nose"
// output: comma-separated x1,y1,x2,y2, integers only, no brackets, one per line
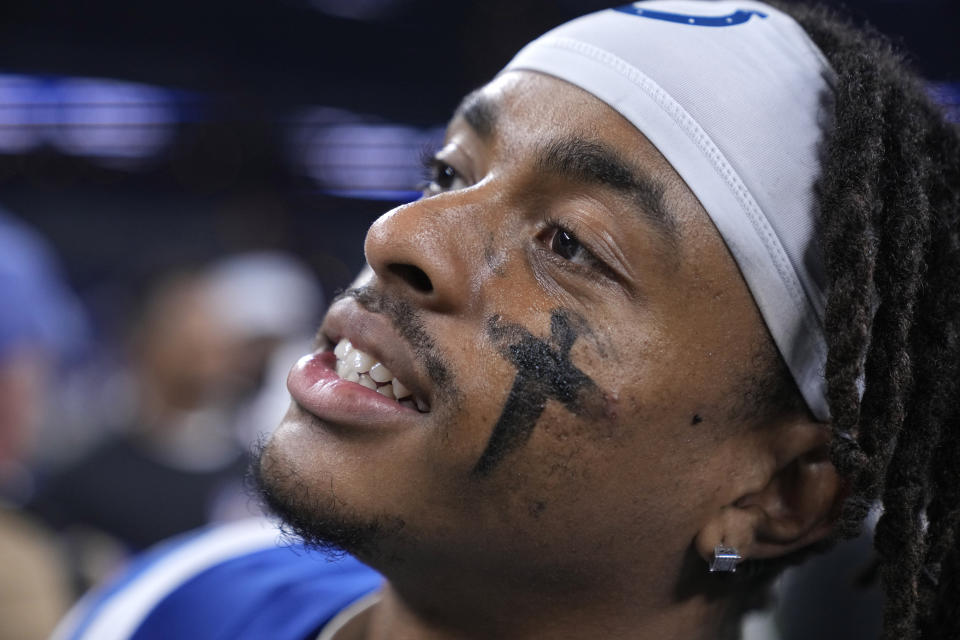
363,197,476,312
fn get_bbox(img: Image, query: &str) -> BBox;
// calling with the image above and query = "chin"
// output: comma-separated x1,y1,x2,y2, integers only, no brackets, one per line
251,434,407,562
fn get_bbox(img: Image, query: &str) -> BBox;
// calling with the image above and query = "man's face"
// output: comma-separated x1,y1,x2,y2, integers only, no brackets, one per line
259,71,780,595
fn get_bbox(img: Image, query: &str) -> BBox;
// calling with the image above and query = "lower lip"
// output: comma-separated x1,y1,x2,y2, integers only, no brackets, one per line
286,351,420,427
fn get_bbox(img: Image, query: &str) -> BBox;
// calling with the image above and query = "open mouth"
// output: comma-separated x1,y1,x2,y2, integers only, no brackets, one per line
333,339,430,413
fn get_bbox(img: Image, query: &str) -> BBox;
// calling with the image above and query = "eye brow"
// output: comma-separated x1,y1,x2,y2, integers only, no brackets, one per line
453,90,498,139
535,136,679,243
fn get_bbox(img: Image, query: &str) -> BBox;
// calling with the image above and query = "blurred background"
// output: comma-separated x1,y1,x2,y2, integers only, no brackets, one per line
0,0,955,637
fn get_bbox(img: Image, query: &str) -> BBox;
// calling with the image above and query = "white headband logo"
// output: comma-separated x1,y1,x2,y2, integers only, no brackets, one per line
613,4,767,27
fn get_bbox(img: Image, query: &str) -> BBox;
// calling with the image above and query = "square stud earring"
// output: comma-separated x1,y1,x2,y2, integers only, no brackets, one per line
709,544,742,572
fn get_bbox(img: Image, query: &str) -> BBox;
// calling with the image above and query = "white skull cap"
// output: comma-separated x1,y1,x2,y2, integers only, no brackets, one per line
503,0,835,420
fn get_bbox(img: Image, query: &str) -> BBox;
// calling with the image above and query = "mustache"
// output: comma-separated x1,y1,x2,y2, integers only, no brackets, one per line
331,286,457,396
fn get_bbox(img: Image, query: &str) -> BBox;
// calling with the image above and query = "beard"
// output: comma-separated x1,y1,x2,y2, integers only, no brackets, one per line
250,435,406,561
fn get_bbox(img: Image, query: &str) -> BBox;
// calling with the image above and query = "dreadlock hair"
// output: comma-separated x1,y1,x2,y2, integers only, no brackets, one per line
773,3,960,637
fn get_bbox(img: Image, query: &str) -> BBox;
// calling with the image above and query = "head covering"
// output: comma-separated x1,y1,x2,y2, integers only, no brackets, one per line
503,0,835,420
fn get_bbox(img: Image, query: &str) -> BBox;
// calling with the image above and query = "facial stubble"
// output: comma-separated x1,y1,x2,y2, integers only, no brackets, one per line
252,434,407,559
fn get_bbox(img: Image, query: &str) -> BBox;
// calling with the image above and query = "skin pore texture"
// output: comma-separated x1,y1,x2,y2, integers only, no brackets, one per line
257,71,841,640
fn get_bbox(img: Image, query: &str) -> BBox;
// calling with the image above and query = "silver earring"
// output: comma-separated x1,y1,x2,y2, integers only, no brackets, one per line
709,544,741,572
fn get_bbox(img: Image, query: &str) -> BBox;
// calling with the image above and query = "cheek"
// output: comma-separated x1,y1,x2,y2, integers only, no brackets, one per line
608,313,746,431
535,342,730,513
466,397,709,567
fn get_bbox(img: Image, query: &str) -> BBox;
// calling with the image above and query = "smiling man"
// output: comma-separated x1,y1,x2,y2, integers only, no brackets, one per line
259,65,833,638
54,2,960,640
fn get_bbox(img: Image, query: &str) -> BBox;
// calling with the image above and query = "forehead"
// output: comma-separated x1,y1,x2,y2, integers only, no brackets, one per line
458,72,652,156
451,71,719,248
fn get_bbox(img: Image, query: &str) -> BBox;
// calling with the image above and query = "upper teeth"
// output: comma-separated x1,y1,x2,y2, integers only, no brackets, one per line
333,339,427,412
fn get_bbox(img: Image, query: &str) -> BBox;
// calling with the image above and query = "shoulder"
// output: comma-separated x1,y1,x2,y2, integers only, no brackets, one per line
0,508,72,637
52,518,383,640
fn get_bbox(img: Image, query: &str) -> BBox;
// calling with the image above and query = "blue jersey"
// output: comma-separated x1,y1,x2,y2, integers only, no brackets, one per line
52,519,383,640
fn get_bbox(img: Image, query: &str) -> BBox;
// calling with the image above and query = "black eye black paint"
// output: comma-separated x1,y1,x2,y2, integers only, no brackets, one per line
473,309,605,476
691,414,703,425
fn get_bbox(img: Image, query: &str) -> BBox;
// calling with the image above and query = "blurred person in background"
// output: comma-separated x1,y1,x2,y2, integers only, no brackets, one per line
29,251,322,591
204,252,326,453
0,209,87,640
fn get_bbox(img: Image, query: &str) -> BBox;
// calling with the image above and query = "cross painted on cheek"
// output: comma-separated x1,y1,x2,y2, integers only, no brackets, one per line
473,309,607,476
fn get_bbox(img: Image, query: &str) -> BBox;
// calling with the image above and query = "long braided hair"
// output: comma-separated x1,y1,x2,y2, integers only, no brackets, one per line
777,3,960,637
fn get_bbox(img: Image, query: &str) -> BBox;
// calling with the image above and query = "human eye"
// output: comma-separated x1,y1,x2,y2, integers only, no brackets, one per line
535,214,633,293
549,227,588,262
541,222,608,274
420,152,467,196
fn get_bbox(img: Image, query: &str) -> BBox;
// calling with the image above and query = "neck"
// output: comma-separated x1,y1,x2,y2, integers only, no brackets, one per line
359,579,738,640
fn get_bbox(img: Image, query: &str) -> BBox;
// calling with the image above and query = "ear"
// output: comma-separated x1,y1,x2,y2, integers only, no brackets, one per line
694,416,843,568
